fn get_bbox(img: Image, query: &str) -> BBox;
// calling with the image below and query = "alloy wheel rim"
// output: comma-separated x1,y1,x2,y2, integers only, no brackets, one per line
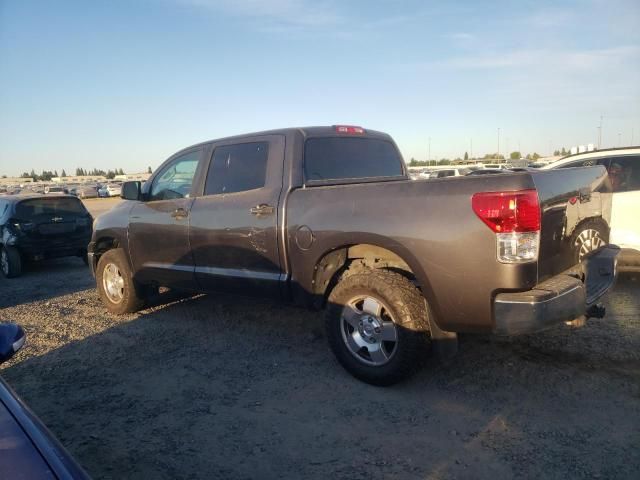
340,295,399,366
102,263,125,303
575,229,605,260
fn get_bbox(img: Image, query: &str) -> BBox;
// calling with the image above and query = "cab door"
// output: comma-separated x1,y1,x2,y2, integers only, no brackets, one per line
189,135,285,297
128,149,202,289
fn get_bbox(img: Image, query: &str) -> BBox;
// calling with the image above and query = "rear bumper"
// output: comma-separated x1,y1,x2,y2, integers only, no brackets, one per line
493,245,619,335
16,235,90,260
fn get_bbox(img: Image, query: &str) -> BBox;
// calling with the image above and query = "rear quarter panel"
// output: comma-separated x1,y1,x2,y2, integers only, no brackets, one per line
286,174,541,333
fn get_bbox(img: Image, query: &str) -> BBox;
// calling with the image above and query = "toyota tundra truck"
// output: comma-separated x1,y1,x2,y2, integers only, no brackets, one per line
88,126,619,385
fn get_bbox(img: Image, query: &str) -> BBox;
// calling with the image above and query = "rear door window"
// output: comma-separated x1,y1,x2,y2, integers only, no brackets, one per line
204,142,269,195
304,137,403,182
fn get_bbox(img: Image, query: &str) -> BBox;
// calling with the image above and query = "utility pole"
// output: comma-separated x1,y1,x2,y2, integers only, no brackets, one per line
428,137,431,165
470,138,473,160
497,128,500,158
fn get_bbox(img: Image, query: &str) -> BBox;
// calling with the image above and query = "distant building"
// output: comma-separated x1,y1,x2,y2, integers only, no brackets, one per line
570,144,596,155
114,172,152,182
51,175,107,184
0,177,34,185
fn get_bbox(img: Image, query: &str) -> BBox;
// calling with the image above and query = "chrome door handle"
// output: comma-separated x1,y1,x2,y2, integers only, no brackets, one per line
171,208,189,219
250,204,275,215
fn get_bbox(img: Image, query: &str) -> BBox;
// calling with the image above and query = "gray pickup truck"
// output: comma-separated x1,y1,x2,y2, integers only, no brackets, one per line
89,126,618,385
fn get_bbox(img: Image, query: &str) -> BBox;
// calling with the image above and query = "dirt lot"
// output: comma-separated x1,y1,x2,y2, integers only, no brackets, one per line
1,198,639,479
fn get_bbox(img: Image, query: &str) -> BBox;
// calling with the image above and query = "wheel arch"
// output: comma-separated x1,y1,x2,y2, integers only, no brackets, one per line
309,239,442,327
90,228,133,272
569,216,610,241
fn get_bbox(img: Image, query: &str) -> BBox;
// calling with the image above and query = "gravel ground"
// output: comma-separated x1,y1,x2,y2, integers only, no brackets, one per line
0,198,638,479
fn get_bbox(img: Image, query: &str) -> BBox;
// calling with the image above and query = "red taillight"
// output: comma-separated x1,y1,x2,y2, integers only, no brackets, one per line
334,125,365,135
472,189,540,233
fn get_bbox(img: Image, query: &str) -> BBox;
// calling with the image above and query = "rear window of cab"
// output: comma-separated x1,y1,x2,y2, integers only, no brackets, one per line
304,137,404,183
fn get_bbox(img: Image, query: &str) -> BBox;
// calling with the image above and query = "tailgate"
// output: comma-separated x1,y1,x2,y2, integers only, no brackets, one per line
530,166,612,282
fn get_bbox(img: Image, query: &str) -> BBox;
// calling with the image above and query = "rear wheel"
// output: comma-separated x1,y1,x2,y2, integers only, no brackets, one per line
325,269,431,386
0,246,22,278
96,248,145,314
572,220,608,262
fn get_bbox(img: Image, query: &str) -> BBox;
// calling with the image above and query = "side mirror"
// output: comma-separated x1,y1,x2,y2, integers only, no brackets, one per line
121,181,142,201
0,323,26,364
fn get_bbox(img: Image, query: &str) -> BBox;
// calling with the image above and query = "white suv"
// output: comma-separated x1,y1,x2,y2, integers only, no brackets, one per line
542,147,640,271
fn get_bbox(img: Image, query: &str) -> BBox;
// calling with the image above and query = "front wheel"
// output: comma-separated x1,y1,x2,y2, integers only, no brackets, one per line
325,269,431,386
96,248,146,314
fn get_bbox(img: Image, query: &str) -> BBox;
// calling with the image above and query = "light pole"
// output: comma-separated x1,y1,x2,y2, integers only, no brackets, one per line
428,137,431,165
598,115,603,148
497,128,500,159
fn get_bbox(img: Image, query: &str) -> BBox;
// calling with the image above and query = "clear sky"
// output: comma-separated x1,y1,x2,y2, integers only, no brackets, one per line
1,0,639,176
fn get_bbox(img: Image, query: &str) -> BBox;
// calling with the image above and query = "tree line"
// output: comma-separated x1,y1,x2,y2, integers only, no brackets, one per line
17,166,153,182
553,147,569,156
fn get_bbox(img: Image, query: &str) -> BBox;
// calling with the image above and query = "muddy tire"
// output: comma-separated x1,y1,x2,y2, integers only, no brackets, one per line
0,246,22,278
325,269,431,386
96,248,145,314
571,219,608,263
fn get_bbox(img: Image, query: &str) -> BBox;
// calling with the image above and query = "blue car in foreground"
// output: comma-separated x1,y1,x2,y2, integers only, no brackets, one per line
0,323,90,479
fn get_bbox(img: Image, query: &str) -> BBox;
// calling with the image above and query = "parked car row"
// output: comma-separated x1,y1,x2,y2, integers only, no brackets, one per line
410,162,518,179
0,181,124,199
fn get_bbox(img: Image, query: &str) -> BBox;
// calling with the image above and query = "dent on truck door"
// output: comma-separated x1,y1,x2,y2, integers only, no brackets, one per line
189,135,285,297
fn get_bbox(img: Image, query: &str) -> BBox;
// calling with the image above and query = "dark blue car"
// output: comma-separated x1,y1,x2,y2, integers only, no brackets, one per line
0,323,90,479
